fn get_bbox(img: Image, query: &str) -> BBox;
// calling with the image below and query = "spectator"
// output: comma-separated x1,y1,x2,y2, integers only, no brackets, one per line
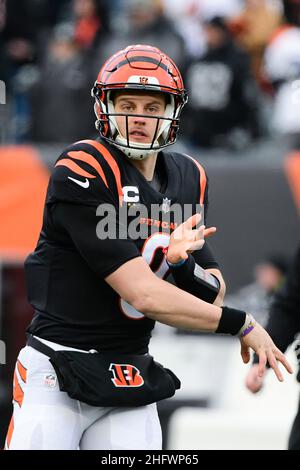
0,0,71,142
29,23,95,143
162,0,243,59
182,16,261,150
95,0,185,74
226,255,289,326
71,0,110,51
230,0,282,85
263,16,300,147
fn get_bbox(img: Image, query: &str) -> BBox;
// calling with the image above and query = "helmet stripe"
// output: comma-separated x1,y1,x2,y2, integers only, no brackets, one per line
102,55,170,82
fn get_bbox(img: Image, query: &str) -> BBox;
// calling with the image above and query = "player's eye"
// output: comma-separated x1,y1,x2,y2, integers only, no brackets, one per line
121,105,133,111
145,107,158,114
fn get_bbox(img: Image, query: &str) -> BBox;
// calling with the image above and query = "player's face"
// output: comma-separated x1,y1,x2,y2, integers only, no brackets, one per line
114,92,166,144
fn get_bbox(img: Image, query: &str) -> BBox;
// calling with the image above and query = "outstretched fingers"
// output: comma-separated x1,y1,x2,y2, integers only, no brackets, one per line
266,351,283,382
259,347,293,382
184,213,202,230
273,348,293,374
257,350,267,378
204,226,217,238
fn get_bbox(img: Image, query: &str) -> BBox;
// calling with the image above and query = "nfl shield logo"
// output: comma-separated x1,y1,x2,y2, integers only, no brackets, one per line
44,374,57,388
162,198,171,214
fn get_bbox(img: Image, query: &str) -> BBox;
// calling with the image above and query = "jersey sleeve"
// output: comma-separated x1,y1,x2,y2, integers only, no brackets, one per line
46,141,140,278
183,155,219,269
182,153,209,223
203,176,209,224
46,140,122,207
195,161,209,223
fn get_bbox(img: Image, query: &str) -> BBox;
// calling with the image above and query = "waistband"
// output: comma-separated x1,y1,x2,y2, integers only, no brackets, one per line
27,335,97,358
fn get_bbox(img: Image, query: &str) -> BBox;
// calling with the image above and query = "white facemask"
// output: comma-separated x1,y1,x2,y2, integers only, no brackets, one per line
105,92,176,160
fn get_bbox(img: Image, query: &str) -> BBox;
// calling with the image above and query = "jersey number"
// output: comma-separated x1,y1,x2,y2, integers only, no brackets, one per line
120,233,170,319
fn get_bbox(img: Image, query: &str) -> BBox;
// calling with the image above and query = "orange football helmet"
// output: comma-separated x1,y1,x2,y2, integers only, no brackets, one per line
91,44,187,159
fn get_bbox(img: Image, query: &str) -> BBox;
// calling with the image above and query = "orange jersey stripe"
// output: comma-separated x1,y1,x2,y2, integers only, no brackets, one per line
17,360,27,383
55,159,96,179
13,371,24,407
68,150,109,189
77,140,123,205
184,155,207,205
5,416,14,449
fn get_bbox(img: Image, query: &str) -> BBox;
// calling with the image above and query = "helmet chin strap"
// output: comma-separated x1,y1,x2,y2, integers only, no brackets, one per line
113,135,159,160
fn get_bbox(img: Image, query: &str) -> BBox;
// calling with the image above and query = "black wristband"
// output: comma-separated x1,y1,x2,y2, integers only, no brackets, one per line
215,306,246,335
168,254,220,304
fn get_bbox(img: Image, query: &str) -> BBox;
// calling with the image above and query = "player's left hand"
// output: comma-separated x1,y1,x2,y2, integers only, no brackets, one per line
166,213,216,264
240,321,293,382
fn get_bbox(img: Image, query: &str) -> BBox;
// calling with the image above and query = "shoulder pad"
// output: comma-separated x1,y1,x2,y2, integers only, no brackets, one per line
47,140,123,206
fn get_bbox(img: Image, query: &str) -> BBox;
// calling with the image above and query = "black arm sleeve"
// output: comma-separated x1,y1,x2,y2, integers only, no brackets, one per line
192,242,219,270
169,159,220,301
169,241,220,303
169,253,220,303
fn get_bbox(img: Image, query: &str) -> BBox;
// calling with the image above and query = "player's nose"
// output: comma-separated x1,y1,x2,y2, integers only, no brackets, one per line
133,113,146,125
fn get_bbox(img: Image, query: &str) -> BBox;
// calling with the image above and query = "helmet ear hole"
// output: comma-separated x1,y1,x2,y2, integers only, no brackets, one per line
94,101,110,136
101,118,109,136
169,120,179,142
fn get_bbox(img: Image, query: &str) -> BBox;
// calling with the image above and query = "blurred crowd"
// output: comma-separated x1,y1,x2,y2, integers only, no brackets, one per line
1,0,300,152
226,254,290,326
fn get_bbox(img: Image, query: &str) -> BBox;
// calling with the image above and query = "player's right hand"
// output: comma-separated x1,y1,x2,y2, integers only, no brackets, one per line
245,364,264,393
167,213,216,264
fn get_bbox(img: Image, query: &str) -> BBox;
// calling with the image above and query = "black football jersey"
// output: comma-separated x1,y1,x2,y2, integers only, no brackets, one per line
25,138,219,353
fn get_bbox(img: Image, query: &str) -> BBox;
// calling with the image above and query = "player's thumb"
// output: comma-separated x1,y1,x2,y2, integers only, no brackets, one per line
240,344,251,364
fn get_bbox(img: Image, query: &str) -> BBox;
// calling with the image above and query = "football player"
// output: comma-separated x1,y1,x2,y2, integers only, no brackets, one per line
5,45,292,450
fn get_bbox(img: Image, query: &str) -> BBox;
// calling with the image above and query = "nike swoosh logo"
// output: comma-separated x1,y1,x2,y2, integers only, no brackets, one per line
68,176,89,188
